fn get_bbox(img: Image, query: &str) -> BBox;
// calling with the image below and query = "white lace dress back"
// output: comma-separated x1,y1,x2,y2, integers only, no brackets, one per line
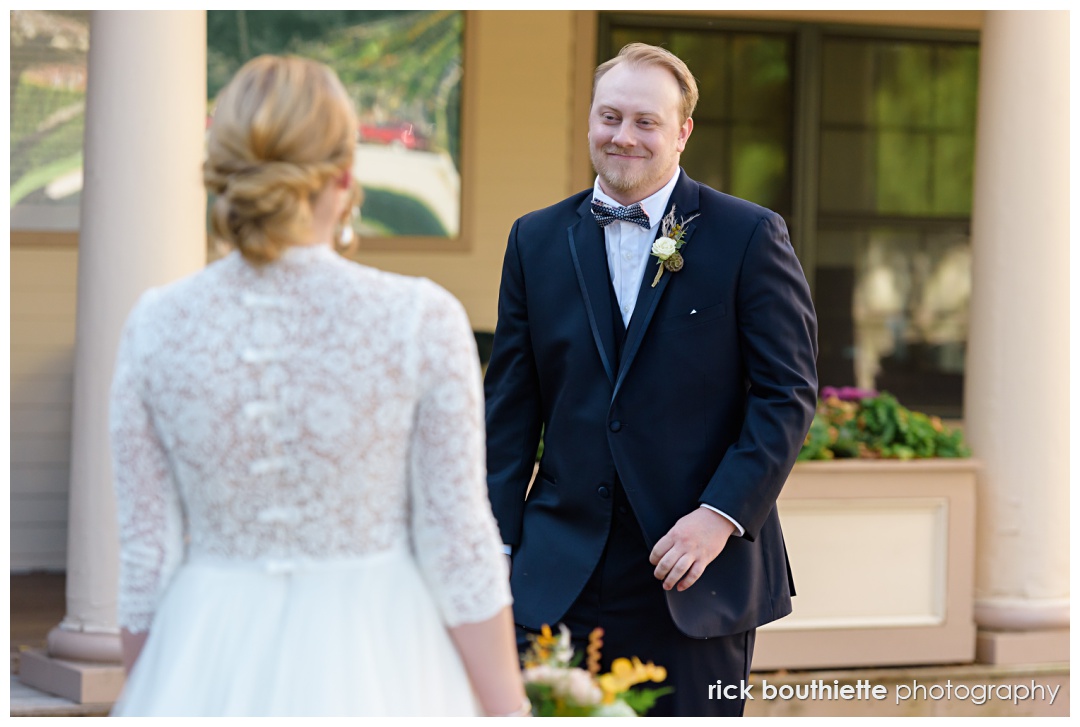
109,244,510,716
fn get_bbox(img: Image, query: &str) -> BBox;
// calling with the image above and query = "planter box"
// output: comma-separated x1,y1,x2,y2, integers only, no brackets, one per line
752,459,978,671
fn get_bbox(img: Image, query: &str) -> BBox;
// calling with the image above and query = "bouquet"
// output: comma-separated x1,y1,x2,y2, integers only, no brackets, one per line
521,623,672,717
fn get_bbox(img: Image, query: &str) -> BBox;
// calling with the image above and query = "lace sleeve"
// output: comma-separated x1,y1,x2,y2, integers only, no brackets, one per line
110,292,186,633
408,281,512,627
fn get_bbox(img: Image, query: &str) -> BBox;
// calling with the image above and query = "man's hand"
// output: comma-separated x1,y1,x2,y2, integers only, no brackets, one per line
649,508,736,591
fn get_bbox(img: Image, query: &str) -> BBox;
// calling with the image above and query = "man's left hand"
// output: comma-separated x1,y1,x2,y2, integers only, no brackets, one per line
649,508,736,592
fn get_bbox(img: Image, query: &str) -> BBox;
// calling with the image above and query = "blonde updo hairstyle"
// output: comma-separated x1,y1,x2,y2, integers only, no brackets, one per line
205,55,358,264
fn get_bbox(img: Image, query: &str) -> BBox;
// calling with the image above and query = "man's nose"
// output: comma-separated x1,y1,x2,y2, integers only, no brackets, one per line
610,121,636,148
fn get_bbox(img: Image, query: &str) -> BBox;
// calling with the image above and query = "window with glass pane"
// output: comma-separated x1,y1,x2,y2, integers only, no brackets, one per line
603,21,794,218
600,16,979,417
817,37,978,417
10,10,89,231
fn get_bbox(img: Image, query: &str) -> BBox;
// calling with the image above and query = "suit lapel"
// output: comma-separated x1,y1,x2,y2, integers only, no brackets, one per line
568,195,617,386
614,172,701,398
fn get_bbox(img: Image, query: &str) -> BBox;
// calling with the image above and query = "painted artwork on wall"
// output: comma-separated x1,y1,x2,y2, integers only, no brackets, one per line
209,9,464,241
10,10,464,242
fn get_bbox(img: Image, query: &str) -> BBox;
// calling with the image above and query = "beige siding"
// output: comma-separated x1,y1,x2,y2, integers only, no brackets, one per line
11,246,78,570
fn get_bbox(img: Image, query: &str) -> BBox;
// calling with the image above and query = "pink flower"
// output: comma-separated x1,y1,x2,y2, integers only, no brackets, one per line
821,386,877,402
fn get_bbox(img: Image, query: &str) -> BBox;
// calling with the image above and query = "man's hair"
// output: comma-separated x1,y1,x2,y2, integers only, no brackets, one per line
593,43,699,122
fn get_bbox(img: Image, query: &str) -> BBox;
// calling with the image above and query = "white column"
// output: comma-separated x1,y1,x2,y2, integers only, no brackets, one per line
964,10,1069,663
20,10,207,703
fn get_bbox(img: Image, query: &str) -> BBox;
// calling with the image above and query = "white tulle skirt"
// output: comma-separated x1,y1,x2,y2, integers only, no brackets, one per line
111,546,480,716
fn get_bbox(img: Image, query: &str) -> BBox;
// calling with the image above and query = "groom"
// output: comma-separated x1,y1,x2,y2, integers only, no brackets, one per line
484,43,818,717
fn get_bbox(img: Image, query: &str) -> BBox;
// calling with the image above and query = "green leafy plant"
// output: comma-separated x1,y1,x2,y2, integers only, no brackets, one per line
798,388,970,461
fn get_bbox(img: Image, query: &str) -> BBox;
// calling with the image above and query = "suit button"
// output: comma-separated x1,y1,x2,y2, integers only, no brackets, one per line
609,420,622,432
597,486,611,499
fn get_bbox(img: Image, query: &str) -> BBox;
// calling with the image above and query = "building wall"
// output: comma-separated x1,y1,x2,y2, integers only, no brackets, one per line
10,243,79,569
9,9,983,571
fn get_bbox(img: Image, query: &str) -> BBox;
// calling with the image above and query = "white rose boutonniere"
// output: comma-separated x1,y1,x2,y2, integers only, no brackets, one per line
650,204,700,287
651,236,677,260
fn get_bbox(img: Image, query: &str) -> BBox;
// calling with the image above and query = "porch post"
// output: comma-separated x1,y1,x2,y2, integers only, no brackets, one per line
19,10,207,703
964,10,1069,664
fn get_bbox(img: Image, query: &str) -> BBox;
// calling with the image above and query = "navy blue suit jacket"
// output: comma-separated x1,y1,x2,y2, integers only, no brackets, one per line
484,170,818,638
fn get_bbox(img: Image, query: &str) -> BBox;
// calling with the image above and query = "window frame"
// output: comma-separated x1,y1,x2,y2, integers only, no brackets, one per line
597,13,980,416
597,13,979,286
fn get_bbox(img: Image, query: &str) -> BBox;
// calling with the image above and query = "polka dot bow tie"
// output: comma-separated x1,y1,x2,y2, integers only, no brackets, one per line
591,199,651,229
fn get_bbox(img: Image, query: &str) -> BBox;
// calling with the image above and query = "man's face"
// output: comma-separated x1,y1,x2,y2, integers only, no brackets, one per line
588,61,693,206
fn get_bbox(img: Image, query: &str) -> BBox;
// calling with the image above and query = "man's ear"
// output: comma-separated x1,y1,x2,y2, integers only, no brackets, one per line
337,169,352,190
676,117,693,153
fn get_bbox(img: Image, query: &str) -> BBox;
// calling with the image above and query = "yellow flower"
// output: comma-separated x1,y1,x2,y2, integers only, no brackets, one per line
536,624,557,648
599,658,636,700
527,623,558,663
594,653,669,708
597,673,621,705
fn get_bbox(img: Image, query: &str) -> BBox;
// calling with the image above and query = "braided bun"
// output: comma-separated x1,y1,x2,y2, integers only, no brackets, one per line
204,56,357,264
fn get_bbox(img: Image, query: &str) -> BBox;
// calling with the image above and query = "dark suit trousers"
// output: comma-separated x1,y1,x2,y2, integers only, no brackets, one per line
517,482,756,717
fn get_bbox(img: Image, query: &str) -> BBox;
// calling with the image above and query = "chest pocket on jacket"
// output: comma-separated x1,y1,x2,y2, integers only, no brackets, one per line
660,302,727,334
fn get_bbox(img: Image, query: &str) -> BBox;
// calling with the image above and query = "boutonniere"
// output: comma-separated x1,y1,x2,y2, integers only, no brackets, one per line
650,205,700,287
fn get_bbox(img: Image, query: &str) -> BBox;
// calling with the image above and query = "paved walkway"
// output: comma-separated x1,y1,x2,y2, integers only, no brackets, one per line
11,677,111,717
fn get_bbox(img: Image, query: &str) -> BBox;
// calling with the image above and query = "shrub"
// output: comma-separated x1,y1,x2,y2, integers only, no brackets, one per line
798,388,970,461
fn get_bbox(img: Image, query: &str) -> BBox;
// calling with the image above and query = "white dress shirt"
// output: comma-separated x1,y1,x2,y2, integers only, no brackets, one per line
592,170,681,327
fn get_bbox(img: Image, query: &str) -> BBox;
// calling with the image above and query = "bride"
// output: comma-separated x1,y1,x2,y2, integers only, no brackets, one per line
109,55,528,717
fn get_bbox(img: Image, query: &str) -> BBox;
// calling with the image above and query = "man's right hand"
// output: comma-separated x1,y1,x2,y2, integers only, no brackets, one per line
650,507,735,591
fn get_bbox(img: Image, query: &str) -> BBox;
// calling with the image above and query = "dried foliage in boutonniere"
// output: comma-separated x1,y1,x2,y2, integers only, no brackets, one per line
650,205,700,287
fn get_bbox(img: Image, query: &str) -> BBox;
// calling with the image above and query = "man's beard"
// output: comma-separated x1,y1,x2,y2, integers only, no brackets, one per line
590,144,672,199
